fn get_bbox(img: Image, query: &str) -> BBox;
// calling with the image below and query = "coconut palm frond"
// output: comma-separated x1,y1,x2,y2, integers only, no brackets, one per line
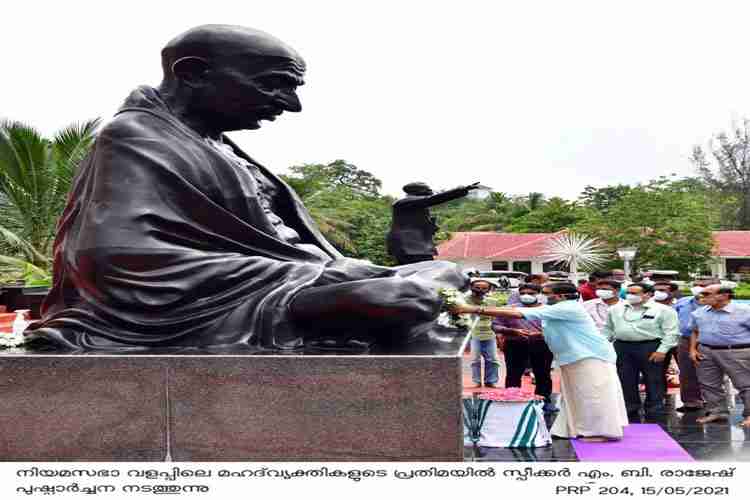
0,225,50,265
0,255,50,279
0,120,50,219
0,120,97,270
52,118,100,187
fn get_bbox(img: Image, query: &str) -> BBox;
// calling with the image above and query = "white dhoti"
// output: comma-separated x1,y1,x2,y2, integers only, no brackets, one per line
551,357,628,440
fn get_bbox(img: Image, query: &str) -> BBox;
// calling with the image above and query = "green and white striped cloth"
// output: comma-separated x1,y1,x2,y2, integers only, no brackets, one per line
463,398,551,448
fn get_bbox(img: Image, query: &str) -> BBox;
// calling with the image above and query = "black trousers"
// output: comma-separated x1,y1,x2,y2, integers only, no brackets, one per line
503,338,554,400
614,339,665,414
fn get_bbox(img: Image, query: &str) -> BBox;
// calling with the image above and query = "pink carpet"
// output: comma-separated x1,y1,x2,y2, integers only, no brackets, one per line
571,424,694,461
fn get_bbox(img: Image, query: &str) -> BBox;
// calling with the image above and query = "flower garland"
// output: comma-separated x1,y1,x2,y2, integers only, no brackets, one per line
439,287,472,329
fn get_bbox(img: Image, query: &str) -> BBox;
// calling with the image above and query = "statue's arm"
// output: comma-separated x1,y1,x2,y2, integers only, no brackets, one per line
423,184,475,206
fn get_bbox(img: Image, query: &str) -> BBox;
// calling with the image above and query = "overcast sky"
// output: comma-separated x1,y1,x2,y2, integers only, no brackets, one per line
3,1,750,200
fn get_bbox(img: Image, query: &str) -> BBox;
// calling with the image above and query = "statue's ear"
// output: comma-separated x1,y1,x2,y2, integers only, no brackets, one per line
171,56,210,87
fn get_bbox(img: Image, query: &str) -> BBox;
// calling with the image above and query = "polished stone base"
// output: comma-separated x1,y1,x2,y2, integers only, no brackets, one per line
0,331,468,461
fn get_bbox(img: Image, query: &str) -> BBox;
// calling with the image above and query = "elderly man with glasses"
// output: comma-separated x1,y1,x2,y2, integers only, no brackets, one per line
672,278,719,412
689,284,750,428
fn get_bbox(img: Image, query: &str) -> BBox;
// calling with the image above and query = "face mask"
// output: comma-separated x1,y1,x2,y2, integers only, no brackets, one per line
654,291,670,302
626,294,643,305
691,286,704,297
596,289,615,300
519,294,538,305
545,296,560,305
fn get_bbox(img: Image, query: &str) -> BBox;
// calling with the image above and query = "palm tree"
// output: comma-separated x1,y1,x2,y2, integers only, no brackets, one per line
542,231,609,280
0,119,99,281
526,192,546,211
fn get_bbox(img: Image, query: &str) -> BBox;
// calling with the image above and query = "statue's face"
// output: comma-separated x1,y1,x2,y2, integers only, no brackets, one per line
202,56,305,131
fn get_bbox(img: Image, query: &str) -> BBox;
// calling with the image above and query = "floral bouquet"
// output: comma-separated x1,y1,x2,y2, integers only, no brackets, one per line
438,287,472,329
479,387,542,402
0,332,28,348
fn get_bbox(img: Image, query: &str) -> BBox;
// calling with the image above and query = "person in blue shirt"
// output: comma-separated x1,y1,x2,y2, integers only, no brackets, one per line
672,278,718,412
688,284,750,428
452,281,628,442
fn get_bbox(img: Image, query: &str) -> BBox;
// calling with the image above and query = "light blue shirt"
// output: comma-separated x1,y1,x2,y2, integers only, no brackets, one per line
688,301,750,346
519,300,617,366
674,296,702,338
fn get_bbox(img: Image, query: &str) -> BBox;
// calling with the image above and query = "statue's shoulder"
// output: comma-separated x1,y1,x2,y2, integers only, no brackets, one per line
98,110,164,141
98,109,197,154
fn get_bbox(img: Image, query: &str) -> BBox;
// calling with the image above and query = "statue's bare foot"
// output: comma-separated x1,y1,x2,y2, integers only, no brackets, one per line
696,414,729,424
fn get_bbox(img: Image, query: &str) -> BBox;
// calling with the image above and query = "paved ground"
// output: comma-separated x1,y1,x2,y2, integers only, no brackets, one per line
462,354,750,461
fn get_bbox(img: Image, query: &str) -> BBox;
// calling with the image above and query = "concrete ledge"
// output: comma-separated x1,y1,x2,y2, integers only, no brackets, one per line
0,335,467,461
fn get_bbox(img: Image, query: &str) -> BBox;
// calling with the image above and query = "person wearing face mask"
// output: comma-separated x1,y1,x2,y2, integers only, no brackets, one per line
507,273,549,306
688,284,750,428
603,283,680,418
653,282,680,397
583,279,622,333
672,278,718,412
491,284,557,413
578,271,611,302
465,278,502,389
452,281,627,441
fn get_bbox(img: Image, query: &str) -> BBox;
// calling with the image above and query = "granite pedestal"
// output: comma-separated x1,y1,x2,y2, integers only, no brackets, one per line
0,328,468,461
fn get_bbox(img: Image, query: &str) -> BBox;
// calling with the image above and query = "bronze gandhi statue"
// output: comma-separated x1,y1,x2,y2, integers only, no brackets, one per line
28,24,468,351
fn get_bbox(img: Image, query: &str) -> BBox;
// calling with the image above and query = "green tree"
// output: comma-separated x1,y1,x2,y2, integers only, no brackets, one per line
506,197,591,233
691,120,750,229
578,184,631,213
574,178,715,275
281,160,395,265
525,192,546,211
284,159,382,198
0,119,99,281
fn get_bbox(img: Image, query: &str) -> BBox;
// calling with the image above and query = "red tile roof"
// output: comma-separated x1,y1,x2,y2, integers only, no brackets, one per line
437,230,750,260
437,231,567,259
712,231,750,257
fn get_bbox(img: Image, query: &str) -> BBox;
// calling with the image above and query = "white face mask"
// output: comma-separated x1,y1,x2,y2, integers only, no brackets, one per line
691,286,704,297
596,289,615,300
626,294,643,305
519,294,538,305
654,291,670,302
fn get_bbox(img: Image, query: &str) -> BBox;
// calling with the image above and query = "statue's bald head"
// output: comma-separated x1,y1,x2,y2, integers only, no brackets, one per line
158,25,306,133
161,24,305,80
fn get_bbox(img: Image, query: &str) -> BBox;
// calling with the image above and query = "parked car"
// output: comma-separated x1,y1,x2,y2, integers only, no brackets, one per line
477,271,528,290
642,270,686,288
546,271,571,282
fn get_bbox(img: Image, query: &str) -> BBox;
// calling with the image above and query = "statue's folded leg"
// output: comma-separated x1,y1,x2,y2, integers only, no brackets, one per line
290,274,442,325
289,259,467,346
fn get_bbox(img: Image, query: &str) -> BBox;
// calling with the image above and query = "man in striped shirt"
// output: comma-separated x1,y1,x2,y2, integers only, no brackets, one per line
466,278,502,388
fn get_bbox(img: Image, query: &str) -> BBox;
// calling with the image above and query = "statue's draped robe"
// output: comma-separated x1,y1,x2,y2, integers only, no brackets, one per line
30,86,350,350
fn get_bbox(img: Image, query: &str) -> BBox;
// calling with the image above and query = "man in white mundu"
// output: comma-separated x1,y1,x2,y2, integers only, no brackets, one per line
453,282,628,442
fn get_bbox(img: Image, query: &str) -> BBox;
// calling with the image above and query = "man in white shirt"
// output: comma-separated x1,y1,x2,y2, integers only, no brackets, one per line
583,279,622,333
